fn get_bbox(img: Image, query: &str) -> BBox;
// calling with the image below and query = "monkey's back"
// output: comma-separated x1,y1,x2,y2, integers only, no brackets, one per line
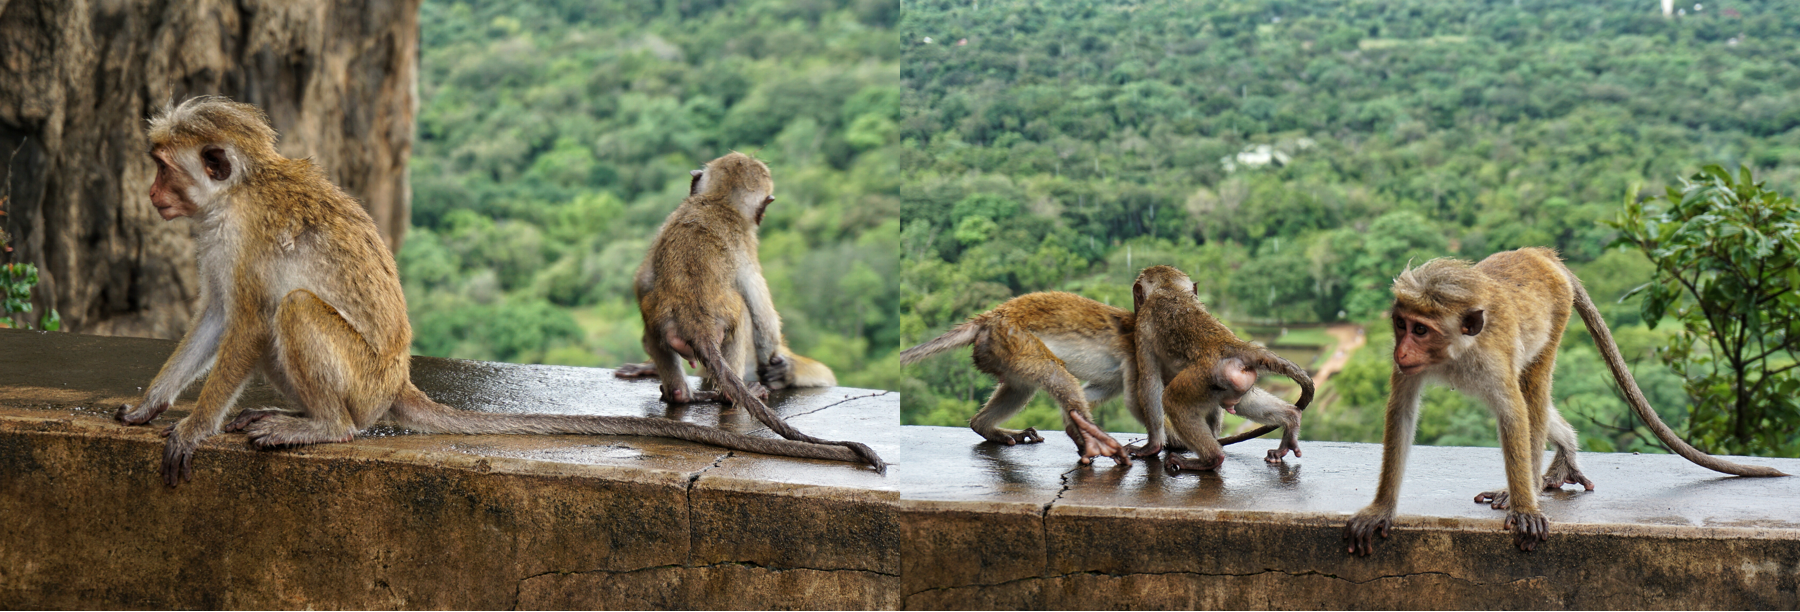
984,292,1130,339
244,159,413,363
640,199,756,335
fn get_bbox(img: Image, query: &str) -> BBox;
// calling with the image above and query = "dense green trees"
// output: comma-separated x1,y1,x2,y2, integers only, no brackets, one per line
901,0,1800,457
405,0,901,389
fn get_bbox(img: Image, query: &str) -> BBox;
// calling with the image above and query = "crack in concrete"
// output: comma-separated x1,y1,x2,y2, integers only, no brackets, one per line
684,452,732,567
514,559,892,593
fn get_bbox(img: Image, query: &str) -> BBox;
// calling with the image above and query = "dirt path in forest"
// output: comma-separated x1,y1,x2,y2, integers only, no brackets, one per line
1311,323,1366,386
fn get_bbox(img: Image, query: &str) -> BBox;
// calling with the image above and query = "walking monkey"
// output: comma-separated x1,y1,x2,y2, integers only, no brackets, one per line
1344,247,1786,554
116,97,875,486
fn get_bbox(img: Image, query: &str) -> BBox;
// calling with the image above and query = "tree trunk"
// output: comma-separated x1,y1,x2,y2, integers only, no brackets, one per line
0,0,418,339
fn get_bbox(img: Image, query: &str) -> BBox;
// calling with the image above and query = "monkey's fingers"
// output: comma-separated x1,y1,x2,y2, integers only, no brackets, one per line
1504,511,1549,552
159,423,176,438
161,438,195,488
1017,427,1044,444
1164,452,1223,474
612,362,660,379
1474,489,1510,510
1343,515,1392,556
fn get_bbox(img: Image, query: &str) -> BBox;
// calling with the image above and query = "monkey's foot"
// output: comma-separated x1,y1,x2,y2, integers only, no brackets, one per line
1067,410,1129,466
1474,489,1511,509
1265,438,1302,463
612,362,659,378
986,428,1044,445
222,410,290,433
1541,466,1595,492
1164,452,1224,474
1504,510,1549,552
1343,513,1394,556
116,400,170,425
1126,442,1163,459
241,415,354,449
745,382,772,400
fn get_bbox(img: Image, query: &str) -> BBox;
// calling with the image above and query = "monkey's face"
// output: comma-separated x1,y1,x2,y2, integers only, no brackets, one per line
147,143,236,220
148,147,198,220
1391,311,1451,375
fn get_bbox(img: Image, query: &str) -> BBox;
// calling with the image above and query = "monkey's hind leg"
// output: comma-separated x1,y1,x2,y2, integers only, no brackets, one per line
239,290,376,449
1541,409,1594,492
976,327,1124,465
967,381,1045,445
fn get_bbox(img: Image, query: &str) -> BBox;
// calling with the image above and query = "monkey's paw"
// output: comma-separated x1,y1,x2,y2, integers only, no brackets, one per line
242,415,353,449
1164,452,1224,474
1474,488,1515,510
161,431,202,487
1126,441,1163,459
1265,440,1302,463
1504,510,1550,552
1067,410,1129,466
1344,513,1393,556
1541,467,1595,492
757,356,793,390
612,362,659,379
988,428,1044,445
117,400,170,425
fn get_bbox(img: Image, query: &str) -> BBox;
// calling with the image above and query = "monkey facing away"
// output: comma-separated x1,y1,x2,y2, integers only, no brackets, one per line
115,97,877,486
1130,266,1314,473
1344,247,1787,555
615,166,835,390
633,152,882,470
899,292,1138,465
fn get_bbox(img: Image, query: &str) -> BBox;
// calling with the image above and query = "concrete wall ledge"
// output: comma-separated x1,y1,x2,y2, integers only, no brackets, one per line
2,329,1797,609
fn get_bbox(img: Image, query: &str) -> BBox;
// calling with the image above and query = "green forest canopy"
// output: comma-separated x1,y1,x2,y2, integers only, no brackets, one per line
899,0,1800,456
403,0,902,390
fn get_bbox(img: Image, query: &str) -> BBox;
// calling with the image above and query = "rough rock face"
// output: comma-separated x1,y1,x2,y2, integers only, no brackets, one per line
0,0,418,338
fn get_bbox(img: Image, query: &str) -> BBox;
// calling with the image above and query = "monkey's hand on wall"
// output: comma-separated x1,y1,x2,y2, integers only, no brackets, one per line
157,421,205,487
1343,511,1394,556
1503,510,1549,552
116,400,171,425
1067,409,1130,466
757,353,792,390
1265,431,1302,463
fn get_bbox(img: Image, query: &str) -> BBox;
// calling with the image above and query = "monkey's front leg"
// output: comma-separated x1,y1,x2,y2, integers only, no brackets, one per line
119,299,226,424
159,324,264,487
1493,389,1550,551
1345,372,1423,556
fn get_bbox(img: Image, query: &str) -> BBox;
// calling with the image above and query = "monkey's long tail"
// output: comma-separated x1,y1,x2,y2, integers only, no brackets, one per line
694,342,887,472
899,323,980,365
1218,350,1316,446
1568,274,1788,477
388,384,880,468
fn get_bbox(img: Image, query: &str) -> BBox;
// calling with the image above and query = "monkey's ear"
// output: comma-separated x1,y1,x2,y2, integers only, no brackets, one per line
688,169,703,195
201,146,232,181
1215,357,1257,395
1461,310,1485,336
1132,280,1146,310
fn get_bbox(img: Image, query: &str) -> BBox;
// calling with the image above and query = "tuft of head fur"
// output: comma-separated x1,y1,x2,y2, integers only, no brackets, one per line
1391,258,1488,319
695,151,773,198
147,96,280,164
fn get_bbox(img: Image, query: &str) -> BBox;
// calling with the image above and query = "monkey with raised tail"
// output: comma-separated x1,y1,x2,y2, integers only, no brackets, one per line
1344,247,1787,555
632,152,883,470
115,97,879,486
1130,266,1314,473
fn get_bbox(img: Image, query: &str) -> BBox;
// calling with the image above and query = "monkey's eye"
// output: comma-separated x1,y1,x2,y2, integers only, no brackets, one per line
1411,322,1429,336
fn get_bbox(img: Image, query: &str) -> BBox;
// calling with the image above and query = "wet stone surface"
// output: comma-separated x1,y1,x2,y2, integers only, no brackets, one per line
2,328,1798,609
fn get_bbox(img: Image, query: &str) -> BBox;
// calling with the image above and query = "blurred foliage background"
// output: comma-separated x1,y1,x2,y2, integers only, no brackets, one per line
899,0,1799,456
402,0,902,390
